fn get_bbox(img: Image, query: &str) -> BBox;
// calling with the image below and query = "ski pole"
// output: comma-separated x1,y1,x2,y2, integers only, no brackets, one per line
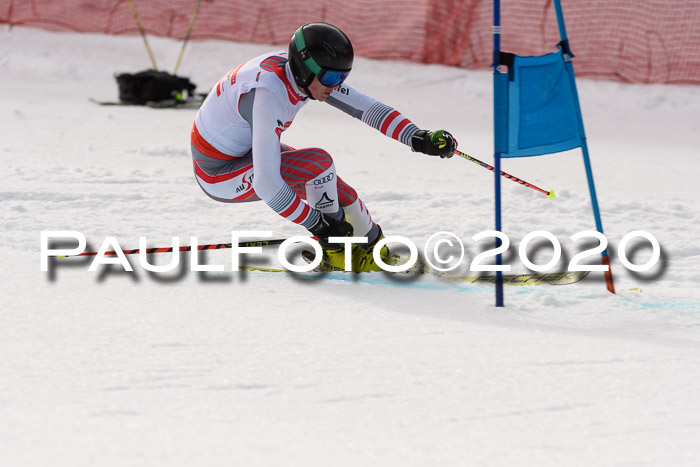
127,0,159,70
455,150,555,199
55,238,288,258
173,0,202,75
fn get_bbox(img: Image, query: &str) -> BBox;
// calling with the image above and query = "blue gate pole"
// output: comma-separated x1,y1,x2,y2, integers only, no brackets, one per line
493,0,504,306
553,0,615,293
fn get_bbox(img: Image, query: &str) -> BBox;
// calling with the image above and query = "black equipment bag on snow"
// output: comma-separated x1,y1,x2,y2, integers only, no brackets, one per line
115,69,197,105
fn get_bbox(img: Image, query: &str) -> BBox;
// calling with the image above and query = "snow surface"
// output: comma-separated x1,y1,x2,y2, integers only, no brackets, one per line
2,26,700,466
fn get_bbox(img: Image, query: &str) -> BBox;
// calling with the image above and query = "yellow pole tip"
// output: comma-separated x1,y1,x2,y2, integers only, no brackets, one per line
546,190,555,199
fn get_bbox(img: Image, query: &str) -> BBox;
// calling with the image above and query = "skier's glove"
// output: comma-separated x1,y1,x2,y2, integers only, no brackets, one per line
410,129,457,158
308,212,354,249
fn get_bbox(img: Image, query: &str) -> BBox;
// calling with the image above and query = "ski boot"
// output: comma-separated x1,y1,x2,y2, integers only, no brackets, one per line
310,245,352,272
303,226,389,272
304,212,354,271
351,227,389,272
353,227,426,274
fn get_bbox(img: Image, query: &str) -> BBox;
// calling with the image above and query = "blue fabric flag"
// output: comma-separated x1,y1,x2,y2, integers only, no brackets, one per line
497,51,583,158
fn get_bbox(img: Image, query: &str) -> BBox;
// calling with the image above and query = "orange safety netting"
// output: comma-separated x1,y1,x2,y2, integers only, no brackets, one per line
2,0,699,84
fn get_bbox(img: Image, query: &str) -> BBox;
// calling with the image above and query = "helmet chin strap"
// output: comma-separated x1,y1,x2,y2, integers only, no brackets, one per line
303,85,316,100
285,59,314,101
294,71,315,100
300,73,316,100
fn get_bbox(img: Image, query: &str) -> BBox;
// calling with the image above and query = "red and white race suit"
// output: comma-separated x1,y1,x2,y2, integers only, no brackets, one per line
191,50,419,236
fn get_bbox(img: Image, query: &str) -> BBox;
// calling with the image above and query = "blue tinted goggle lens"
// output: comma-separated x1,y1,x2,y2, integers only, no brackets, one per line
318,69,350,87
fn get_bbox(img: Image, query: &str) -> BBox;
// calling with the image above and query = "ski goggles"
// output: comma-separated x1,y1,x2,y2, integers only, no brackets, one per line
316,68,350,87
294,28,351,87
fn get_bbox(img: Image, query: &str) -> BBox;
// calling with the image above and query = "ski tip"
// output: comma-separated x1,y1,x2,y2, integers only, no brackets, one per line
546,190,555,199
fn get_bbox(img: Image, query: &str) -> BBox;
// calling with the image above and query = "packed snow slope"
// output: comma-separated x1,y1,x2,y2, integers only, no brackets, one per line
1,27,699,467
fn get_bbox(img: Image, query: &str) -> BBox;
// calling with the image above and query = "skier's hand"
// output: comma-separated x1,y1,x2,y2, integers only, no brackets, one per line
308,212,354,249
410,129,457,158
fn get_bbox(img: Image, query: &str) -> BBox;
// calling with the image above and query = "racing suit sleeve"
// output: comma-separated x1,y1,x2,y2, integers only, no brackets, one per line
325,84,420,146
248,87,320,229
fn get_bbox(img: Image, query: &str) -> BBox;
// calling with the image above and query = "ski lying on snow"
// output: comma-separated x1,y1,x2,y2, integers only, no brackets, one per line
88,97,204,109
236,264,589,286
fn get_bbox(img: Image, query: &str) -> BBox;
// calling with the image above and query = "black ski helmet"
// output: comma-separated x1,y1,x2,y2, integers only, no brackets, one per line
288,23,354,97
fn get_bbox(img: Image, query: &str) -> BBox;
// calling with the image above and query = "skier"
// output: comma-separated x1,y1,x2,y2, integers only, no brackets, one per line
190,22,457,272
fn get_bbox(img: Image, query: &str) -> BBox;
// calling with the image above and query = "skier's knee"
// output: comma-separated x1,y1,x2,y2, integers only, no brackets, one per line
302,148,332,173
